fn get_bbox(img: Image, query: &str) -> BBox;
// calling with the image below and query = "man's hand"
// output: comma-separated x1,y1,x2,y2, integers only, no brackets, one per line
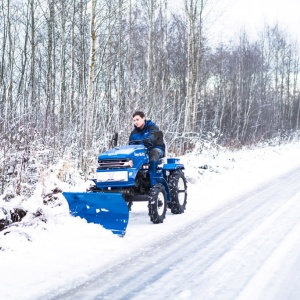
142,139,153,148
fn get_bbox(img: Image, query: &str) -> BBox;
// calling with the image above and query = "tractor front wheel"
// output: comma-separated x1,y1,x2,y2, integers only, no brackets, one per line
148,183,167,224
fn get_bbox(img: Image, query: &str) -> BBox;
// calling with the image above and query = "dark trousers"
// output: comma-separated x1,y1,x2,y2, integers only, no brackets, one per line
149,148,164,185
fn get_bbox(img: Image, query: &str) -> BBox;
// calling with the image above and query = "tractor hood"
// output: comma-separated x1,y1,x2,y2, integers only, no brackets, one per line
98,144,147,161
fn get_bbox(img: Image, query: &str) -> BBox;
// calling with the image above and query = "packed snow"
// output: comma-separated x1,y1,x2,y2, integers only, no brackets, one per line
1,140,300,300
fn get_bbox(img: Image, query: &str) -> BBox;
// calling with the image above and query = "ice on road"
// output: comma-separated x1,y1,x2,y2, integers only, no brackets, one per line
51,167,300,300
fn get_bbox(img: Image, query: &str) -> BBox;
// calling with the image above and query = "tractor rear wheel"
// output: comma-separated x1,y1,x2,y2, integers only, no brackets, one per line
148,183,167,224
168,170,187,214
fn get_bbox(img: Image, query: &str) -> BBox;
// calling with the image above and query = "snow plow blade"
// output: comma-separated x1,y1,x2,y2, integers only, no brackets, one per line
62,192,129,237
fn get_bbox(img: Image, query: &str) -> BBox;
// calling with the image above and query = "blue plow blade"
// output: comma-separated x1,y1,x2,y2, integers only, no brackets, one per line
62,192,129,237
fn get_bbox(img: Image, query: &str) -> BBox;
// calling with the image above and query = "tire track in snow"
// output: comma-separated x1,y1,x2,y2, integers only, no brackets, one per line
48,167,300,300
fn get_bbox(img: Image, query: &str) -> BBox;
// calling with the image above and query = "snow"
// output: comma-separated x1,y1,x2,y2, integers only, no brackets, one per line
1,141,300,299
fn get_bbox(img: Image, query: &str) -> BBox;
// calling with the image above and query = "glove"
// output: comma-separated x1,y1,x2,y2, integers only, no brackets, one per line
142,139,153,148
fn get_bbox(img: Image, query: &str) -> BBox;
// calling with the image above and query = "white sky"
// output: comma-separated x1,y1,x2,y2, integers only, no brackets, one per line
170,0,300,45
209,0,300,44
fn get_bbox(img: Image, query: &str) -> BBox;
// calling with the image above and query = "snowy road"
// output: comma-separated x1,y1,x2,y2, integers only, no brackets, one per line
50,167,300,300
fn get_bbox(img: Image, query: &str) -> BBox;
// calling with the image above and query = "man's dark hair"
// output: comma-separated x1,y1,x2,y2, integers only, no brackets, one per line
133,111,145,118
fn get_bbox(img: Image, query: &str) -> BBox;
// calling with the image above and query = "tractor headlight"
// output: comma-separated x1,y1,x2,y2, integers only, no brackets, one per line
124,159,133,168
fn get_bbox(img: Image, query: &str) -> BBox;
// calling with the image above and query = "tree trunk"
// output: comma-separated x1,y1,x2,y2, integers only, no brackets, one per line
85,0,96,150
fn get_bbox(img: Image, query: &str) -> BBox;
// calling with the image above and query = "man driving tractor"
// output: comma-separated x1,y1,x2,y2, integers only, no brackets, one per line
129,111,165,186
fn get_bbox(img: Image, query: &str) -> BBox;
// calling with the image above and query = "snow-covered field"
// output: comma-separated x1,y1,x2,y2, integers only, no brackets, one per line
1,141,300,300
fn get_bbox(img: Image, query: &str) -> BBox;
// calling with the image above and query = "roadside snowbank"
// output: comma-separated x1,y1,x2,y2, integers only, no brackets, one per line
1,141,300,300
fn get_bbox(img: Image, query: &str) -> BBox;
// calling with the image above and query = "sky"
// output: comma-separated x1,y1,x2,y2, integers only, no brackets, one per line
221,0,300,43
170,0,300,45
1,139,300,299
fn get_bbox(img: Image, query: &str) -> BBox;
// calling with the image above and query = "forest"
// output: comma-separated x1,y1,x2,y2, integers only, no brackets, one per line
1,0,300,197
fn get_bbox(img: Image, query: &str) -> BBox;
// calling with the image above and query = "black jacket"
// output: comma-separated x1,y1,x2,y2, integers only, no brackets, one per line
129,120,165,152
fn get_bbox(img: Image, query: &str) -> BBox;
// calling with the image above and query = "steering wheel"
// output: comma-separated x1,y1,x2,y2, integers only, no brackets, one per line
129,140,143,145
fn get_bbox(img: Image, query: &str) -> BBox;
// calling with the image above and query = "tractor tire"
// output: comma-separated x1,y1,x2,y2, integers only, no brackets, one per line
148,183,167,224
168,170,187,214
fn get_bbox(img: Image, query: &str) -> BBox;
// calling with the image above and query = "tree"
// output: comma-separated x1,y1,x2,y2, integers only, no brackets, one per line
84,0,96,152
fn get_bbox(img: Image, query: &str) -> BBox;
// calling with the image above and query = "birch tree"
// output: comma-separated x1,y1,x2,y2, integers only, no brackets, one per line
183,0,206,137
84,0,96,151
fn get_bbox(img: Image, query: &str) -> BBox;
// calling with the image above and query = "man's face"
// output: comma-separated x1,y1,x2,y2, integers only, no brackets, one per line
133,115,146,129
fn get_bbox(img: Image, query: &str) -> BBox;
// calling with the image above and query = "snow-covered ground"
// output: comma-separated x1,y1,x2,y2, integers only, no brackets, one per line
1,141,300,300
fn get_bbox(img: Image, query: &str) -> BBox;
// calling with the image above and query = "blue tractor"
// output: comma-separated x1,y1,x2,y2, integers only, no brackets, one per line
63,132,187,236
